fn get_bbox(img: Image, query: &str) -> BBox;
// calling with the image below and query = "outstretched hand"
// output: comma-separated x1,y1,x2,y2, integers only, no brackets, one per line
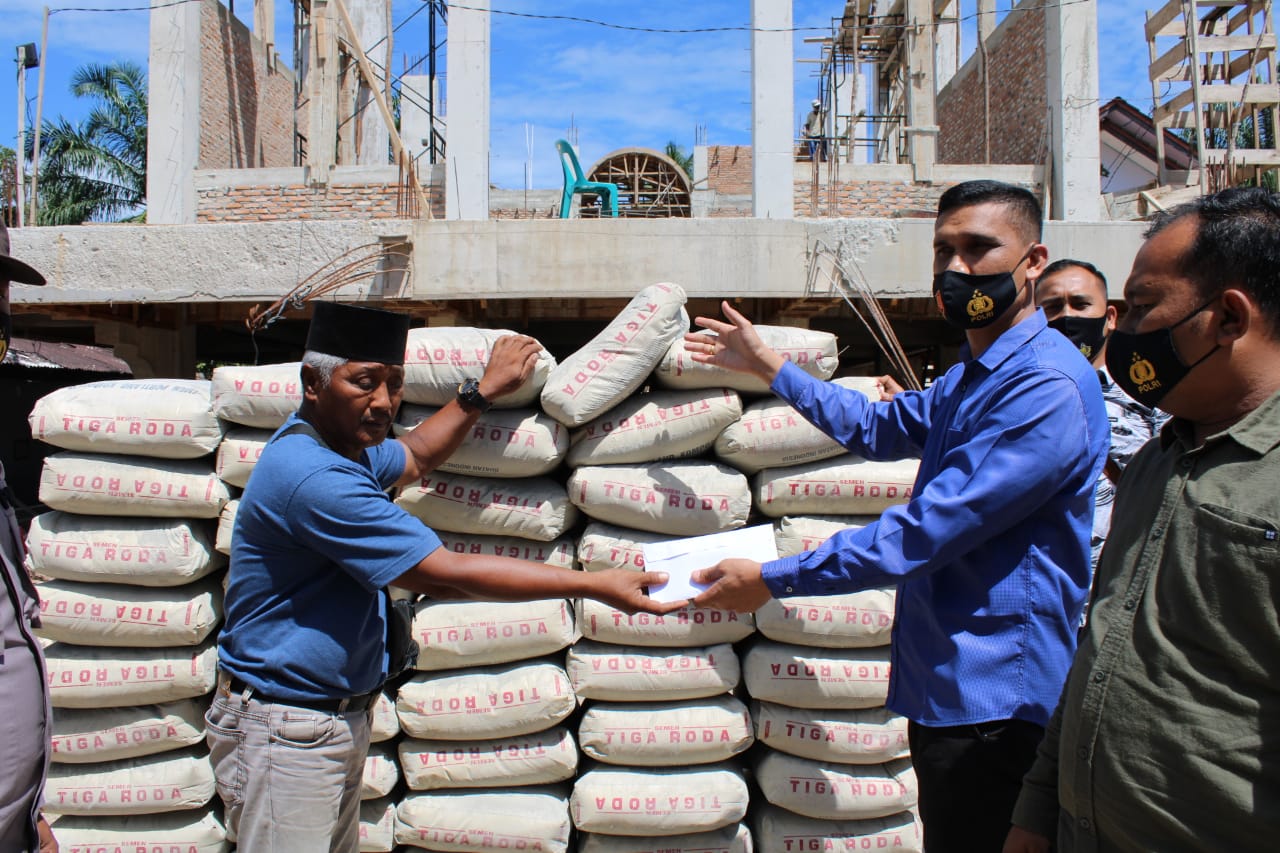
479,334,543,402
590,569,688,616
875,374,904,401
685,301,785,384
690,558,772,613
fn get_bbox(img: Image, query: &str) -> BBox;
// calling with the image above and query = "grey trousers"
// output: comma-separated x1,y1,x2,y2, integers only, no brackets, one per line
206,687,370,852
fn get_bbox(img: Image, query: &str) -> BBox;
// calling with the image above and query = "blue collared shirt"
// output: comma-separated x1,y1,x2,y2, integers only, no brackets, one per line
762,310,1108,727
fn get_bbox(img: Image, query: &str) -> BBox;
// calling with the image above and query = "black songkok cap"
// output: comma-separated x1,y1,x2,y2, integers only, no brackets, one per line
305,302,409,365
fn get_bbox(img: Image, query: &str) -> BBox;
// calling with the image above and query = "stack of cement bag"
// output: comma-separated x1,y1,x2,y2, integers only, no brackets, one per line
25,379,232,852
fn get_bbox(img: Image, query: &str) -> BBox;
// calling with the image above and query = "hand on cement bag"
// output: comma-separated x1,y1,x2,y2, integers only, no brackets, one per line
691,558,771,613
479,334,543,401
588,568,688,616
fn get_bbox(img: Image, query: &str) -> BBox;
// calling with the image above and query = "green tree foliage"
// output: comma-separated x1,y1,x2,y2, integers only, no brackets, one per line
664,140,693,181
26,61,148,225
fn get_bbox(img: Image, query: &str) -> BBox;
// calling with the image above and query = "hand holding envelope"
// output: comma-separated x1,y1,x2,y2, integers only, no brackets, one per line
642,524,778,614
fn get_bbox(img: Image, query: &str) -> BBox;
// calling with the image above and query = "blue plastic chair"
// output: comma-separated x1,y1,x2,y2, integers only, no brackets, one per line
556,139,620,218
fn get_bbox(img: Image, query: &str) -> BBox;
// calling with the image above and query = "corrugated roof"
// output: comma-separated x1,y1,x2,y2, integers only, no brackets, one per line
1,338,133,373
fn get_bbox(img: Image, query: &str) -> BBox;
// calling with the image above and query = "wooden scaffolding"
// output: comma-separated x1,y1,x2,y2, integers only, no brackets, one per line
1148,0,1280,192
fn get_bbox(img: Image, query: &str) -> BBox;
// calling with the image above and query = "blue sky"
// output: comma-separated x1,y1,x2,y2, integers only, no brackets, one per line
1,0,1160,192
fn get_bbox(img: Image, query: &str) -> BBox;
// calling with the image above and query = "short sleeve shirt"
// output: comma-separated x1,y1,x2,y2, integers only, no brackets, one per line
218,415,440,700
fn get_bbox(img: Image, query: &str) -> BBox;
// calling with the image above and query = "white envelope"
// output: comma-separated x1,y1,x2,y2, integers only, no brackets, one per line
642,524,779,604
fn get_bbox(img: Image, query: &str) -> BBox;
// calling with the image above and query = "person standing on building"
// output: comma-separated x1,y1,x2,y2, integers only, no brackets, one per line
803,98,826,161
1006,187,1280,852
208,302,680,852
1034,258,1168,573
684,181,1109,852
0,223,58,853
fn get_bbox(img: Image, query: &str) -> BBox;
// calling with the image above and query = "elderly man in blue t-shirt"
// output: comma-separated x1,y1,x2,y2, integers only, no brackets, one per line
685,181,1109,852
209,303,679,851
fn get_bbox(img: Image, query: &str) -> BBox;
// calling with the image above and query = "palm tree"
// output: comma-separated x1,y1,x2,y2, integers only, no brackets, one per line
664,141,693,181
27,61,147,225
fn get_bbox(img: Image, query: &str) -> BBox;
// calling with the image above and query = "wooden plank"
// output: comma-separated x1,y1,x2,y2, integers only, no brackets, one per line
1189,33,1277,52
1154,87,1197,121
1196,82,1280,103
1202,147,1280,163
1146,0,1187,40
1150,41,1189,81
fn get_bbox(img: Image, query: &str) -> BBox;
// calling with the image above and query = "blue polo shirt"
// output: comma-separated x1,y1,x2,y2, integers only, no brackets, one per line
762,310,1108,727
219,414,440,700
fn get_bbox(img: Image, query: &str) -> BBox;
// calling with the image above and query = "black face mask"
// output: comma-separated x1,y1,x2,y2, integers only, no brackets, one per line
1104,295,1220,408
1048,315,1109,362
933,253,1030,330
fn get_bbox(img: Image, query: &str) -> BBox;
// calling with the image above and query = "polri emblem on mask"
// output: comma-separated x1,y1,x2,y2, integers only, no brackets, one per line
966,290,995,323
1128,352,1159,395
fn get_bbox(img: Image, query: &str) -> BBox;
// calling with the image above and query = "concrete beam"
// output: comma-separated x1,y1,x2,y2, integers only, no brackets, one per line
977,0,996,43
146,0,202,224
306,0,339,183
751,0,794,219
445,0,490,220
906,0,938,182
9,218,1147,308
1046,0,1103,220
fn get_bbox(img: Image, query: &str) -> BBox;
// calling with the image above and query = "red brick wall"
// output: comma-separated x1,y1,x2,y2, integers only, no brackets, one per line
706,146,753,195
792,177,1040,218
199,0,296,169
196,181,445,222
937,5,1048,165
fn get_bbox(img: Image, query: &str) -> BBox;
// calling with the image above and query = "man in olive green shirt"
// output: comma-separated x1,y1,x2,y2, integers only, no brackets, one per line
1005,187,1280,851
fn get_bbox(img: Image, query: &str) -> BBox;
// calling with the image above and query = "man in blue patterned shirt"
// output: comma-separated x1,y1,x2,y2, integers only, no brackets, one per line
1035,259,1169,573
686,181,1109,852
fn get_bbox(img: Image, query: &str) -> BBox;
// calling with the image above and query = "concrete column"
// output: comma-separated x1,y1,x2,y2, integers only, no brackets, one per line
1046,0,1103,220
146,0,202,224
306,0,339,183
750,0,793,219
935,0,959,90
977,0,997,44
833,62,858,163
400,74,433,174
691,145,711,217
253,0,275,62
345,0,390,166
905,0,938,182
445,0,490,220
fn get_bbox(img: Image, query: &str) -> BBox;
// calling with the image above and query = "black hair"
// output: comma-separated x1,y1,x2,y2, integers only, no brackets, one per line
1040,258,1108,297
1147,186,1280,333
936,180,1043,242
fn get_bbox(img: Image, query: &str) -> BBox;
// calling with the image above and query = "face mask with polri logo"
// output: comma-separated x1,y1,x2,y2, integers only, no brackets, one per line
1104,294,1220,408
1048,315,1109,361
933,251,1032,330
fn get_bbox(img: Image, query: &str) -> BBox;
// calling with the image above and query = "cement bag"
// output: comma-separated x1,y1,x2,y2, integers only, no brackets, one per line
50,809,231,853
436,531,576,570
578,522,667,573
36,578,223,647
210,361,302,428
362,742,401,800
568,462,750,536
655,326,838,394
45,642,218,709
51,700,206,764
412,598,579,671
396,787,571,853
44,748,216,816
370,690,401,743
29,379,224,460
578,695,753,766
541,283,689,427
753,807,922,853
571,763,749,836
754,457,918,518
359,797,396,853
39,452,232,519
213,427,272,488
214,499,237,556
567,389,742,467
397,405,568,478
567,641,740,702
402,327,557,408
396,661,576,740
713,377,881,475
397,472,577,541
24,512,224,586
754,702,909,765
399,725,578,790
755,752,917,821
578,823,752,853
742,641,891,710
754,590,896,649
577,599,753,648
773,514,873,558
